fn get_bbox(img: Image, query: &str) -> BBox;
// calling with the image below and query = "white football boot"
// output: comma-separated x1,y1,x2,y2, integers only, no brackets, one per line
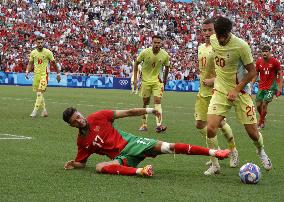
205,159,212,166
204,163,220,175
230,148,239,168
30,109,38,117
257,149,272,171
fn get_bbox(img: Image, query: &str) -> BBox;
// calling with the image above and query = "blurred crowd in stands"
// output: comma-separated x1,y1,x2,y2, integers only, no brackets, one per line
0,0,284,80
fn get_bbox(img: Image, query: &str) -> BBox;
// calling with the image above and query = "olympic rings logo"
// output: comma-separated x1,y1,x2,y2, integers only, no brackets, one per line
119,80,129,85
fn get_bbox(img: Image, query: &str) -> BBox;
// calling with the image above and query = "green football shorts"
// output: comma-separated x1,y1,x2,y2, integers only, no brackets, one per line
256,81,278,102
114,129,158,167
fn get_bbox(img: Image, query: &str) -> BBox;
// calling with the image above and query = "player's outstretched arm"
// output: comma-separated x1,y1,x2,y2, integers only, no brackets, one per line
115,108,160,119
64,160,86,170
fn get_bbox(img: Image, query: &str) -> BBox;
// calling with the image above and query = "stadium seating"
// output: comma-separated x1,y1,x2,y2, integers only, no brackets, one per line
0,0,283,80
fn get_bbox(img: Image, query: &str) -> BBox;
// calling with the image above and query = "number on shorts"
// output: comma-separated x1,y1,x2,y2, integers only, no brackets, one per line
267,91,273,99
137,137,151,145
40,80,46,86
246,106,255,117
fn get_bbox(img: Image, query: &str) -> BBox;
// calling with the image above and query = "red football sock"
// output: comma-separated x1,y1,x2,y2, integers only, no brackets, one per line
263,111,267,119
101,164,137,176
260,110,267,123
174,143,210,156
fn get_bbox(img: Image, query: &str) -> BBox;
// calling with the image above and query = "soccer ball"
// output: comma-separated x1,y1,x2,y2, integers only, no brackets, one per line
239,163,261,184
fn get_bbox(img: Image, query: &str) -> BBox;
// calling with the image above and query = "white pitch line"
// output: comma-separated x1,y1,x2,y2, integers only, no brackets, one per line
0,134,32,140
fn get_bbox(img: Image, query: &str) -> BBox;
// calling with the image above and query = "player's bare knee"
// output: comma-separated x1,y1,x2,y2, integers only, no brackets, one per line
195,121,206,129
143,97,150,106
207,124,218,138
154,97,161,104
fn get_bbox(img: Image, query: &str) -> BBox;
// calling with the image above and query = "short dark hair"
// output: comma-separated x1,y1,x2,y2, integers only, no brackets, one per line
261,45,271,52
203,18,215,25
63,107,77,123
152,34,162,40
36,36,44,41
214,16,232,36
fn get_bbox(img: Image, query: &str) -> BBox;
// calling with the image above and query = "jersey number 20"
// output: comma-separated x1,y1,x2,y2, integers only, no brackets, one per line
215,56,225,68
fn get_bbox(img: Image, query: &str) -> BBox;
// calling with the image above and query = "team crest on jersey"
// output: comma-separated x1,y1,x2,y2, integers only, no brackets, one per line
93,126,100,132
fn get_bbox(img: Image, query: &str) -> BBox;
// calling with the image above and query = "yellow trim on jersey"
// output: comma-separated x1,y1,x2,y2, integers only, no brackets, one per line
29,48,55,76
137,47,170,85
210,34,253,95
198,43,215,97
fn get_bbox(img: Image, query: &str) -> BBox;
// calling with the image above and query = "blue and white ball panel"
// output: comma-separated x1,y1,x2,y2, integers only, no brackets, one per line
239,163,261,184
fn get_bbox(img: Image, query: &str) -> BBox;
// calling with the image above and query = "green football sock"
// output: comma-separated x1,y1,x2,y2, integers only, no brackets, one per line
34,92,43,111
198,126,208,147
253,132,264,150
142,105,149,125
154,104,162,126
41,96,46,110
207,136,219,165
220,122,236,150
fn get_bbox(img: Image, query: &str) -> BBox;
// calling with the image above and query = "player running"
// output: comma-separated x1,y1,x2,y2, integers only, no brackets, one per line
133,34,170,133
205,17,272,175
63,107,230,177
25,36,61,117
195,18,239,174
252,45,282,129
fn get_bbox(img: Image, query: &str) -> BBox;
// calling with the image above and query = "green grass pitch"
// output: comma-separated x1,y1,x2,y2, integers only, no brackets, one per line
0,85,283,201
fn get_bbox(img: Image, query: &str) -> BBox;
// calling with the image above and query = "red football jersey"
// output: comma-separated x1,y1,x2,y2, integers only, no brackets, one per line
75,110,127,163
256,57,281,90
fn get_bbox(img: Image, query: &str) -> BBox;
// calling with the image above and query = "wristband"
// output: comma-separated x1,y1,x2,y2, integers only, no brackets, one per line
146,108,154,114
